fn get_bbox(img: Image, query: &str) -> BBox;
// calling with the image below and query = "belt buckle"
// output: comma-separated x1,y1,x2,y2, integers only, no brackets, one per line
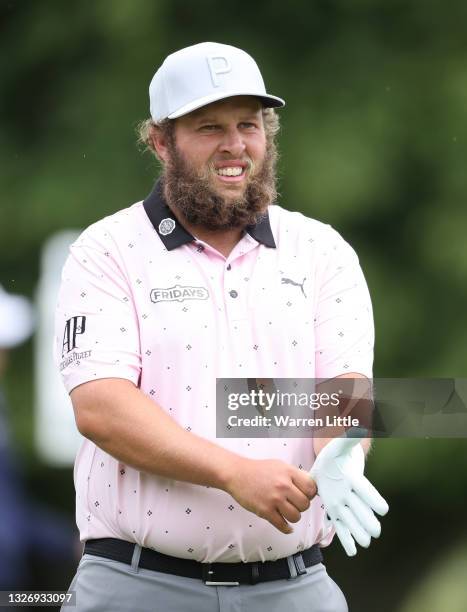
292,553,307,576
202,563,240,586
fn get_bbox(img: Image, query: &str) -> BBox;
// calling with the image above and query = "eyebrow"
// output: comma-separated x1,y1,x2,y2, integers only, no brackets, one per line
194,112,261,124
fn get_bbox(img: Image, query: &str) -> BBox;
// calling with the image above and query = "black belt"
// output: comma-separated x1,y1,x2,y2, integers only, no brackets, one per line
84,538,323,585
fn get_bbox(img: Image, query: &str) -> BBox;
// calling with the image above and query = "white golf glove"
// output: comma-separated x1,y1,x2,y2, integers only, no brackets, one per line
309,435,389,556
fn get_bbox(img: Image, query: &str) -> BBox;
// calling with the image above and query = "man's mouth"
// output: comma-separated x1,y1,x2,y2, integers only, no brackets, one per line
214,161,248,183
216,166,244,177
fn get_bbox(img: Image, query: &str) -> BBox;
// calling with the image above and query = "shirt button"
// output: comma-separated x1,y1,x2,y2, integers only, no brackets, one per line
229,290,238,298
226,264,232,271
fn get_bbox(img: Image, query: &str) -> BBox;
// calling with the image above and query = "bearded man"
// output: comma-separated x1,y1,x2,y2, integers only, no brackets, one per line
55,42,387,612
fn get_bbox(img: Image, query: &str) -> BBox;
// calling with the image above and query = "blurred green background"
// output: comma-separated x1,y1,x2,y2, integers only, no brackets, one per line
1,0,467,609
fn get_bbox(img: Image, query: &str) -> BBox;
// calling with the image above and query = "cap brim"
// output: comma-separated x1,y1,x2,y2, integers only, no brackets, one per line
166,91,285,120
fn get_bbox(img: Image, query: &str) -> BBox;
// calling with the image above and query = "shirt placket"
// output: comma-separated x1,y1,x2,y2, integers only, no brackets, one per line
223,236,258,322
221,236,260,375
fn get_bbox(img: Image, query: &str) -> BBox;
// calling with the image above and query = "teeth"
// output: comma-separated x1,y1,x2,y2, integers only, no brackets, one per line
217,167,244,177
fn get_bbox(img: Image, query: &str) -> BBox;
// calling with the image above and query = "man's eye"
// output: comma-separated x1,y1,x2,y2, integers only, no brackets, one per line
199,124,218,131
240,122,257,129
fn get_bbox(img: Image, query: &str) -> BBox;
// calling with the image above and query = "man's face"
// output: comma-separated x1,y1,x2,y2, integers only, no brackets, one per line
173,96,267,202
157,96,278,231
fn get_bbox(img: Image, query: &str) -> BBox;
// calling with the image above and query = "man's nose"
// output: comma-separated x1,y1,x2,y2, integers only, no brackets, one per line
218,127,246,157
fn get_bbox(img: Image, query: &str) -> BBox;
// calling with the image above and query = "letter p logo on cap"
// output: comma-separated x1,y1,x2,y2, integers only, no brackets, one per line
207,55,232,87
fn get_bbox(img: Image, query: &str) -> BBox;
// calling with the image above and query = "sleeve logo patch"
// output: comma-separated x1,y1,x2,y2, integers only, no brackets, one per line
60,315,92,370
60,316,91,371
150,285,209,303
62,315,87,356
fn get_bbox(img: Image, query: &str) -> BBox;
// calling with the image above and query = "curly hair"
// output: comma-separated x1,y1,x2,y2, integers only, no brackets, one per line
136,107,280,163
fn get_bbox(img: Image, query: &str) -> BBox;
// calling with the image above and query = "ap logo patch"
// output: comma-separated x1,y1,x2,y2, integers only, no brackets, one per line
62,315,86,357
158,218,176,236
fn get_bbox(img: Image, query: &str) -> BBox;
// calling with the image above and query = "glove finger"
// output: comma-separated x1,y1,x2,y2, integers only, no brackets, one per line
337,506,371,548
347,491,381,538
333,518,357,557
349,473,389,516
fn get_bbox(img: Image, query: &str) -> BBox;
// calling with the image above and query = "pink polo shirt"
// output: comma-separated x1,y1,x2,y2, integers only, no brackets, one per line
54,181,374,563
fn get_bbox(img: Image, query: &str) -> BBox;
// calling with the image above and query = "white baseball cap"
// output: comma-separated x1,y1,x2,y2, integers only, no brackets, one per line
149,42,285,122
0,284,35,349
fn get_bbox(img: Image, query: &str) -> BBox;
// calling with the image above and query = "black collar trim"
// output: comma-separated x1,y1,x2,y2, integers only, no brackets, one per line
143,180,276,251
143,180,194,250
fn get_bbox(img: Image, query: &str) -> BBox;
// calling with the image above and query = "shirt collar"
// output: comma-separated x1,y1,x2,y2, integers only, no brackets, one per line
143,179,276,251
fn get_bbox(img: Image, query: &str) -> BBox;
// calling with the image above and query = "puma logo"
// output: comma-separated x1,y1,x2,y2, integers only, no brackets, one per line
281,277,307,298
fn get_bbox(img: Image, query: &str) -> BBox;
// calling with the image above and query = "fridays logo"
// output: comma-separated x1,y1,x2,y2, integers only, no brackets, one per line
150,285,209,303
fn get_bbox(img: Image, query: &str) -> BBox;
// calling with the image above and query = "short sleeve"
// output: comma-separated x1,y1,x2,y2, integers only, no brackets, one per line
54,230,141,393
314,230,374,379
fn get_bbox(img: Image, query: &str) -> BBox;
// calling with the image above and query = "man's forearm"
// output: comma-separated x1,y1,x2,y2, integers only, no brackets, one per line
70,377,321,535
71,378,240,491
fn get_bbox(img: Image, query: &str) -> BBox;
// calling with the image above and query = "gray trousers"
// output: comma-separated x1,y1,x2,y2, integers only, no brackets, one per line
64,552,348,612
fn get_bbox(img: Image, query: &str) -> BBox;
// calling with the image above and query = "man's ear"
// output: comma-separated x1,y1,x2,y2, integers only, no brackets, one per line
150,126,170,163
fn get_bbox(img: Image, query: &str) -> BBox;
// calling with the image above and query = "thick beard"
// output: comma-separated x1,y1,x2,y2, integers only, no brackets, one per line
162,139,278,231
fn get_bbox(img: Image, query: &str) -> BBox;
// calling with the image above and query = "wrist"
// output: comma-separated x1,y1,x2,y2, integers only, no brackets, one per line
216,453,247,494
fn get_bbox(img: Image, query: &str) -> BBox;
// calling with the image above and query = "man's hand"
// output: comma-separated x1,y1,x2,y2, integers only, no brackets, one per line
224,457,317,534
310,436,388,556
